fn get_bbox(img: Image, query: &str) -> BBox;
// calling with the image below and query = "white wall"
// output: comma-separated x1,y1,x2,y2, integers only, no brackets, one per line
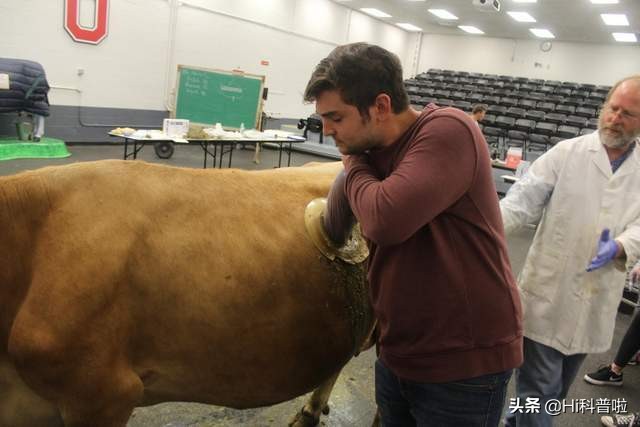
418,33,640,86
0,0,417,119
6,1,635,120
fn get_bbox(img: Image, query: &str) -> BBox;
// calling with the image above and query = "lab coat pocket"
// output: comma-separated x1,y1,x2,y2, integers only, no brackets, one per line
518,248,566,302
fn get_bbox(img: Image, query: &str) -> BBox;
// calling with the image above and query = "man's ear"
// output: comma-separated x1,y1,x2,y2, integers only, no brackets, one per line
371,94,392,121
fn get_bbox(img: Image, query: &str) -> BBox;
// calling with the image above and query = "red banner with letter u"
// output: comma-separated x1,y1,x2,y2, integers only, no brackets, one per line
64,0,109,45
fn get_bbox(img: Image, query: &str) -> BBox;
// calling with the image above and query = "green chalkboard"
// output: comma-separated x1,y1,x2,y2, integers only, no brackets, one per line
174,66,264,129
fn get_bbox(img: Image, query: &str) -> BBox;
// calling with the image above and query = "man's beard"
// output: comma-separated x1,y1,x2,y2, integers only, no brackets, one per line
598,115,640,149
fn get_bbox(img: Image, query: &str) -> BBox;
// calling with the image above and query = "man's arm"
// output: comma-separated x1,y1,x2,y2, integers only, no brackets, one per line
499,148,560,234
343,115,476,246
323,169,355,246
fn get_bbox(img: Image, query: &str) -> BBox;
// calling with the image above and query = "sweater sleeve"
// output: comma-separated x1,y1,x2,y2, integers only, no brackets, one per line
343,115,477,246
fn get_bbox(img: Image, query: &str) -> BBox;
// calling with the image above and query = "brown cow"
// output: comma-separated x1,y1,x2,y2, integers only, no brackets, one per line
0,160,374,427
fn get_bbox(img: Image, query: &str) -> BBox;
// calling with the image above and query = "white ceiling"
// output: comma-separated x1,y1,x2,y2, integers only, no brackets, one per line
333,0,640,45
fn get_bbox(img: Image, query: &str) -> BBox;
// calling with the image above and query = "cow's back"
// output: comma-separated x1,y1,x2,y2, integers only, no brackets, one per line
4,160,373,414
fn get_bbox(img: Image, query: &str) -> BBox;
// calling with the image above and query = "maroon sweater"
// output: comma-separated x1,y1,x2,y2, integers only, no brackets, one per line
344,105,523,383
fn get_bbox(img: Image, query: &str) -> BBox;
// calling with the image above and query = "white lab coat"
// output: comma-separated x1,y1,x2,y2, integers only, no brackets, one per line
501,131,640,355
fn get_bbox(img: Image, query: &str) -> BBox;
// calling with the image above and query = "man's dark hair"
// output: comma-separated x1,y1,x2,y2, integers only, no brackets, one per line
304,43,409,119
472,104,488,114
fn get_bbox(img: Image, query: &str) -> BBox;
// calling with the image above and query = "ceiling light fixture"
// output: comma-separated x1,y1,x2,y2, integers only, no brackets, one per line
397,23,423,31
530,28,555,38
612,32,637,42
428,9,458,20
601,14,629,26
507,12,536,22
359,8,391,18
458,25,485,34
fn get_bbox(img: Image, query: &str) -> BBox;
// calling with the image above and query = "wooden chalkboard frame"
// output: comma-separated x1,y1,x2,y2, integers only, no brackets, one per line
173,65,265,130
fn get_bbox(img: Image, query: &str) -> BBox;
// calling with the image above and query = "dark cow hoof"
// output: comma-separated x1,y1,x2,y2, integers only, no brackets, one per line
322,404,330,415
288,407,320,427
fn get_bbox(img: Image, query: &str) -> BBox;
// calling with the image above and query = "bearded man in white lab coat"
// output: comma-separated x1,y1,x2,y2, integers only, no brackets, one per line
502,75,640,427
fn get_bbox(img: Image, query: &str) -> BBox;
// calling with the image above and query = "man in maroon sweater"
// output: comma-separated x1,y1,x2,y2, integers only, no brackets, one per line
304,42,523,426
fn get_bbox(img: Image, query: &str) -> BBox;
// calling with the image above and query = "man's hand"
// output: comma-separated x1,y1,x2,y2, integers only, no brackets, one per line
586,229,621,272
323,170,355,246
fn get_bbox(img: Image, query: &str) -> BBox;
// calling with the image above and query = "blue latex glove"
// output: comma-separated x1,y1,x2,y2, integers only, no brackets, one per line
586,229,620,272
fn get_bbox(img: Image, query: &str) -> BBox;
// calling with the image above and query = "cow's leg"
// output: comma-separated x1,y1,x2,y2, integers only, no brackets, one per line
9,308,143,427
58,371,143,427
0,354,64,427
289,371,339,427
12,340,143,427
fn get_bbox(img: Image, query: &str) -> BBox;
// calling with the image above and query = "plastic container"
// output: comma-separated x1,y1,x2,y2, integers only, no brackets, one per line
15,119,33,141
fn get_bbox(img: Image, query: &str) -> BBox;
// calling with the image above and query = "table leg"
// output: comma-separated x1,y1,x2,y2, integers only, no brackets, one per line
287,142,293,167
203,141,208,168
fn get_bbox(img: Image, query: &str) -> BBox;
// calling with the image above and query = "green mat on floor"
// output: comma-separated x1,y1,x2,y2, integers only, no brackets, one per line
0,137,71,161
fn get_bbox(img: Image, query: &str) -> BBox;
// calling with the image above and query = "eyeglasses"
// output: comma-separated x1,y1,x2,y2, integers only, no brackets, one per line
603,103,640,121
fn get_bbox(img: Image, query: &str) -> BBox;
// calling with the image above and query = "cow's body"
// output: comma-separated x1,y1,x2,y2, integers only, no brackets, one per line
0,160,374,427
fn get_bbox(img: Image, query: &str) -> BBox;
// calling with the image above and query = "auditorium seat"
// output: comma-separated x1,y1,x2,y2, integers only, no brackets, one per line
507,129,527,142
545,113,567,125
536,102,556,113
468,93,484,103
453,100,472,111
555,104,576,115
514,118,536,132
481,114,496,125
483,126,503,141
505,107,526,119
563,97,584,107
550,136,564,146
495,115,516,129
528,133,551,152
583,99,603,109
484,95,500,105
556,125,580,139
488,105,507,116
527,92,545,102
566,115,588,128
525,110,545,122
555,87,572,97
500,97,518,108
518,99,536,109
572,90,590,99
535,122,558,136
450,91,467,101
575,106,596,118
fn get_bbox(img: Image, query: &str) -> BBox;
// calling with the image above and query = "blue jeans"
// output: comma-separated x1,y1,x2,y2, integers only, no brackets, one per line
504,337,587,427
375,358,512,426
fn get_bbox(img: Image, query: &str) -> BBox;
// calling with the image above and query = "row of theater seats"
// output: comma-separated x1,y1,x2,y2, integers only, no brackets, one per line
482,123,595,160
405,68,609,159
